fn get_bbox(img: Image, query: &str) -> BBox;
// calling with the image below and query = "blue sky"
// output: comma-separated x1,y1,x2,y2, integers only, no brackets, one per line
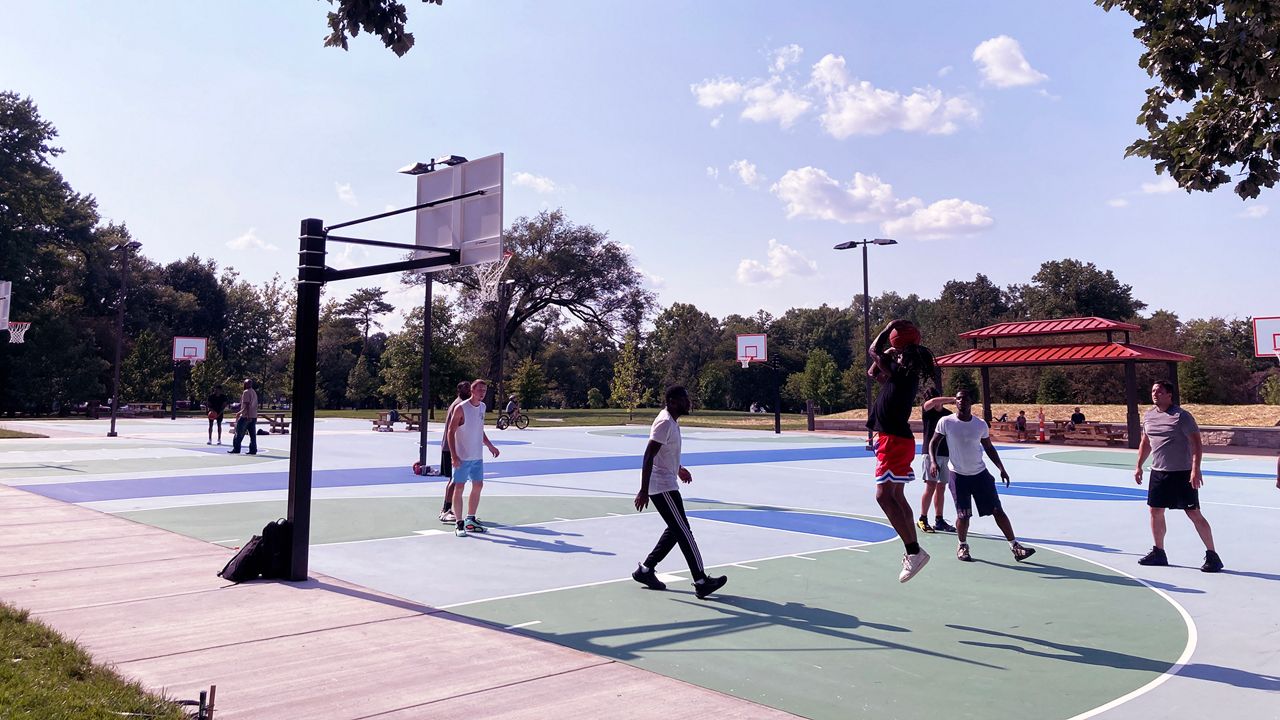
2,1,1273,334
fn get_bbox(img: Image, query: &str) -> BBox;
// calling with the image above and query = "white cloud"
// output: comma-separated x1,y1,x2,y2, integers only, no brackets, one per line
1107,198,1130,208
1240,205,1270,219
729,159,764,188
710,114,722,128
637,266,666,288
771,43,803,73
740,80,812,127
1141,177,1180,194
811,54,978,137
972,36,1048,88
770,166,993,239
335,182,357,206
690,78,745,108
736,239,818,285
226,227,279,252
705,166,719,180
513,171,557,194
938,65,954,77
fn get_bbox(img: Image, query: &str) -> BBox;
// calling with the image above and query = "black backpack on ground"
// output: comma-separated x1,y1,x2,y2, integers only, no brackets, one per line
217,518,293,583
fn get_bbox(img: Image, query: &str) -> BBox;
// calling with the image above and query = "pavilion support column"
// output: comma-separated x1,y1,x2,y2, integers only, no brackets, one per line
980,366,992,423
1167,361,1180,406
1124,361,1140,450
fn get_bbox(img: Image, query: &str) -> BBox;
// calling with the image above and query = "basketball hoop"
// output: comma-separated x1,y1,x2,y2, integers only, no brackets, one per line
7,321,30,344
473,250,513,304
740,360,751,369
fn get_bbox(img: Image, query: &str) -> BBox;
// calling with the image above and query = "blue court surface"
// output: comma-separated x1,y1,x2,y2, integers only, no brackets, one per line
2,416,1278,719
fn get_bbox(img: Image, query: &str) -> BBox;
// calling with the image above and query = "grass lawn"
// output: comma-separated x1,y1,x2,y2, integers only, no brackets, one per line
317,407,811,430
0,429,45,439
0,602,187,719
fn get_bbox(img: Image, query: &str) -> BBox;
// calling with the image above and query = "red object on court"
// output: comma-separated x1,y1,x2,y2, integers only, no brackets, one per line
412,461,423,476
1037,408,1046,442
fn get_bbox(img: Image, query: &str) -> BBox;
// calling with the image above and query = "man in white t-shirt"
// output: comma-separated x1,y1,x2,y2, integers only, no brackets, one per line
445,378,500,537
631,385,728,599
928,389,1036,563
437,380,471,523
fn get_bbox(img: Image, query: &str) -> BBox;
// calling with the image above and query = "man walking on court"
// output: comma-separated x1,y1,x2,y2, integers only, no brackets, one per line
445,378,500,537
438,380,471,523
631,385,728,599
1134,380,1222,572
918,388,957,534
228,378,258,455
867,319,935,582
929,389,1036,563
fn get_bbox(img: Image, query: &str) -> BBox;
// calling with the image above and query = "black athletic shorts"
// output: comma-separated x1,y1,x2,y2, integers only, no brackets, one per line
952,469,1002,518
440,448,453,478
1147,469,1199,510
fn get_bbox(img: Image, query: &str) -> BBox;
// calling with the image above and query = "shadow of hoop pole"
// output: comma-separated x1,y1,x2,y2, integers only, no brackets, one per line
285,194,474,581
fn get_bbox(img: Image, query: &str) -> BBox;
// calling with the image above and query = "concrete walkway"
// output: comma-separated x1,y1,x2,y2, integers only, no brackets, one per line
0,484,795,719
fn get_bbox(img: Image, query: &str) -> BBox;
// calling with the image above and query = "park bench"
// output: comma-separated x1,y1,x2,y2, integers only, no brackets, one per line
133,402,164,417
1064,423,1127,447
372,412,396,432
223,413,290,434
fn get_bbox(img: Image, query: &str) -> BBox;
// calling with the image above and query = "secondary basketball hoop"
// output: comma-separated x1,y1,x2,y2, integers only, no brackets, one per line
1252,316,1280,360
7,321,30,344
474,250,514,304
173,336,208,362
737,333,767,369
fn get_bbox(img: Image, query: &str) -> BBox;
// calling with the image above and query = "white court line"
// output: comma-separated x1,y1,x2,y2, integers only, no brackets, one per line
768,463,872,476
1051,547,1198,720
502,620,542,630
315,510,652,547
1203,500,1280,511
731,563,758,570
791,554,817,560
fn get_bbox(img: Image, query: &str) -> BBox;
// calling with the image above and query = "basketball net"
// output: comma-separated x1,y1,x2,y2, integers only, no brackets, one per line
473,251,513,304
7,321,30,344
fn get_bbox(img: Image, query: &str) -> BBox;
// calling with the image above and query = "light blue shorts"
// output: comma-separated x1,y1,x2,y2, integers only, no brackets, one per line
454,459,485,485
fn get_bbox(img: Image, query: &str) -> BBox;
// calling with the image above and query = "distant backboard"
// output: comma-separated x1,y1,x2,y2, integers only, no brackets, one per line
0,280,10,326
173,336,208,362
415,153,504,271
736,333,768,369
1252,316,1280,358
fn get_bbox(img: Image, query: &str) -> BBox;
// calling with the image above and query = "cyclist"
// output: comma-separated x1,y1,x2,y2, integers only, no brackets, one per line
504,395,521,425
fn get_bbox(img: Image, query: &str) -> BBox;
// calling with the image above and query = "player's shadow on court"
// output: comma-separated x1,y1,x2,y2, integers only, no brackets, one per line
471,529,614,556
972,558,1205,595
949,624,1280,691
1017,536,1128,554
554,596,1002,669
1219,568,1280,582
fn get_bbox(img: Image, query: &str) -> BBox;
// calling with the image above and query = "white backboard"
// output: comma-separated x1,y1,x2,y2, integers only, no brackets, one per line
737,333,768,365
173,336,208,362
1252,316,1280,357
415,153,504,271
0,281,10,326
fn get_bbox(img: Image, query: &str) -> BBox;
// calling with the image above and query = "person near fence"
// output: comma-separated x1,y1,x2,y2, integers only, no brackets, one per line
228,379,258,455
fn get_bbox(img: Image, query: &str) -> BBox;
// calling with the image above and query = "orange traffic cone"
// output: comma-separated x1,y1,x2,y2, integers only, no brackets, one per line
1037,408,1047,442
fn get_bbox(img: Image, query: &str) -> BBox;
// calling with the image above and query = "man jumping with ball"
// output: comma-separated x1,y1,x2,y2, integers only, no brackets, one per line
867,319,937,583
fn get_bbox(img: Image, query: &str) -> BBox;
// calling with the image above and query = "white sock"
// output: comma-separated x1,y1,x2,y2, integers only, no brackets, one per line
1009,540,1020,549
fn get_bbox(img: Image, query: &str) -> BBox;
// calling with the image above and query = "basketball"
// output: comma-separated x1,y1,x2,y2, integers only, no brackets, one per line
889,324,921,350
207,410,217,420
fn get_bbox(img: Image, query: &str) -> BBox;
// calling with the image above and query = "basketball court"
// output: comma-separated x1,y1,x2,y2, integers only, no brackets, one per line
3,416,1277,719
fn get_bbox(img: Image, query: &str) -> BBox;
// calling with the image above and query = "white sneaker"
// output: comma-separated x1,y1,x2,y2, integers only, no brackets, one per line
899,548,931,583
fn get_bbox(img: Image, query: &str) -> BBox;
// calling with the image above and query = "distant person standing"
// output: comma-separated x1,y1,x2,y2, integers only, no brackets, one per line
1134,380,1222,572
228,379,258,456
1070,407,1087,426
206,386,229,445
438,380,471,523
631,385,728,599
918,389,957,534
1015,410,1027,439
446,379,500,537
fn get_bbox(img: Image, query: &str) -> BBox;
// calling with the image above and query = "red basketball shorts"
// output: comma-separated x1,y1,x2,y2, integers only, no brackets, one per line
874,433,916,483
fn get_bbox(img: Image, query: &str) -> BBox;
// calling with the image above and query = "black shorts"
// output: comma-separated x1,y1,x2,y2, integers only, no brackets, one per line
952,469,1002,518
440,448,453,478
1147,470,1199,510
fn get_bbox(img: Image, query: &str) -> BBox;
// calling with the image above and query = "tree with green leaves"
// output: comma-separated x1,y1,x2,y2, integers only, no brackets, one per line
649,303,721,392
1260,375,1280,405
340,287,395,356
510,357,548,408
345,355,379,409
1036,368,1072,404
697,362,732,410
322,0,442,56
793,348,842,414
946,368,981,402
190,345,231,405
586,387,606,409
121,330,171,404
1096,0,1279,199
1008,259,1146,321
610,332,644,420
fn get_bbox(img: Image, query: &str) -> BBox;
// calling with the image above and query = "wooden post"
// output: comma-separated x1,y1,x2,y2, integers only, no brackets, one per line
1124,361,1140,449
806,399,815,431
980,366,992,423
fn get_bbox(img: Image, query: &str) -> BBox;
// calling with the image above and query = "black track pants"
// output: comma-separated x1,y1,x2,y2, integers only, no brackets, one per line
643,490,707,581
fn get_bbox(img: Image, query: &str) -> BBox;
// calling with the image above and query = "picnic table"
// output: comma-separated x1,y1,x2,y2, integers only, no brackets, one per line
224,413,290,434
372,411,420,432
1063,422,1127,447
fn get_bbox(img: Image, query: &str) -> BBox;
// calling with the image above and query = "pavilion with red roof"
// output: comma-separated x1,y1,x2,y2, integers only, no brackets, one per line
934,317,1193,449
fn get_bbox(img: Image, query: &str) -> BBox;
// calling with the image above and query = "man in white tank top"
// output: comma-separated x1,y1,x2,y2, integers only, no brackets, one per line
445,379,500,537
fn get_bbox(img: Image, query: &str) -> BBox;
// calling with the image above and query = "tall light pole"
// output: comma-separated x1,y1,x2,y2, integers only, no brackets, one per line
833,238,897,449
495,278,515,404
107,240,142,438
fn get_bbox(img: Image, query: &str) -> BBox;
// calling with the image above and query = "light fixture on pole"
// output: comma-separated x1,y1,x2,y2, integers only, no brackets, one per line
833,238,897,450
107,240,142,438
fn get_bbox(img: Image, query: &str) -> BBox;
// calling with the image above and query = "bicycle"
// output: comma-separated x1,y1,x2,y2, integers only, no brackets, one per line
496,412,529,430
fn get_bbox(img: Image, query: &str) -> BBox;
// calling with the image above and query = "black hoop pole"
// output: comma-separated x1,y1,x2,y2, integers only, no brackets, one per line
286,218,325,581
324,189,486,231
419,275,433,467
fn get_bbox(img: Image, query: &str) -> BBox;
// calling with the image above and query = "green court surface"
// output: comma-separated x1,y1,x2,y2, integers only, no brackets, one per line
0,451,284,481
456,537,1187,720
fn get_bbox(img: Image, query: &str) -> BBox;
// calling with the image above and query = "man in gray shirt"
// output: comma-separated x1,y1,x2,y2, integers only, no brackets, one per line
1133,380,1221,572
228,378,259,456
